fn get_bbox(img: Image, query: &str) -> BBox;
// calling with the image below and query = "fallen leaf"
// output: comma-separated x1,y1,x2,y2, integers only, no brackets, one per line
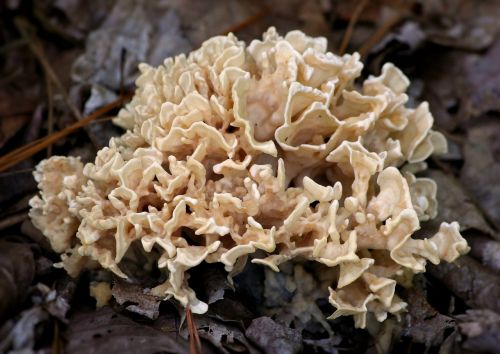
70,0,192,146
420,0,500,51
71,0,191,90
0,241,35,322
0,307,50,353
233,261,265,310
461,41,500,117
207,298,255,323
111,280,161,320
417,49,468,131
302,337,340,354
467,233,500,272
31,281,75,322
401,287,455,347
428,255,500,313
261,263,336,336
192,316,260,354
262,264,295,308
34,0,115,42
367,21,426,69
246,316,303,354
66,307,189,354
167,0,261,45
457,309,500,354
460,119,500,229
423,169,495,237
189,263,234,305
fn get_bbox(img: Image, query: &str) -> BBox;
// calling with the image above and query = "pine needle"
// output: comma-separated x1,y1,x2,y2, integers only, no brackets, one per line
338,0,369,54
0,93,132,173
186,307,202,354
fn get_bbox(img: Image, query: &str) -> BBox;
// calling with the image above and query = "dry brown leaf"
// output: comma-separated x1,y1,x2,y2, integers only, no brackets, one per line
461,119,500,229
0,241,35,322
66,307,189,354
111,280,161,320
457,309,500,354
246,316,303,354
428,256,500,313
401,287,455,347
424,169,495,237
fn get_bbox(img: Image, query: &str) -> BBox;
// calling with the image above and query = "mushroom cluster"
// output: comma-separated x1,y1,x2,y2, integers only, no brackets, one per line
30,28,469,328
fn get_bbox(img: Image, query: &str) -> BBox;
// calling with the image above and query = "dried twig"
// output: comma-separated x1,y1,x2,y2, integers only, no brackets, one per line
186,307,202,354
338,0,369,54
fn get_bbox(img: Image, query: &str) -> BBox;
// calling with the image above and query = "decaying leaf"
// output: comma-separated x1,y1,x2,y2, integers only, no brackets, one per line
461,40,500,116
428,256,500,313
0,241,35,322
111,280,161,320
424,169,495,237
457,309,500,354
31,281,74,322
190,263,234,305
302,337,340,354
70,0,192,146
401,287,455,347
461,119,500,229
422,0,500,51
0,307,50,353
2,1,500,353
246,316,303,354
467,233,500,272
34,0,115,42
191,315,260,354
66,307,189,354
262,263,335,335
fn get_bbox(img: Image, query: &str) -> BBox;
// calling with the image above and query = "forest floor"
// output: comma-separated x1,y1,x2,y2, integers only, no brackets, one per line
0,1,499,353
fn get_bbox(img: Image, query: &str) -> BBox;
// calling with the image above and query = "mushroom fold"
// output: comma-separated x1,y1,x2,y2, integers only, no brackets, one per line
30,28,469,326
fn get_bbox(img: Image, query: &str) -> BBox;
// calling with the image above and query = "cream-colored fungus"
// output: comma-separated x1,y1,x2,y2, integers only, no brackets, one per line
30,28,469,327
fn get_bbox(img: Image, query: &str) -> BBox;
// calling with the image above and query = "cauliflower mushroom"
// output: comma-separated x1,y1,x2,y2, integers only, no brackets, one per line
30,28,469,327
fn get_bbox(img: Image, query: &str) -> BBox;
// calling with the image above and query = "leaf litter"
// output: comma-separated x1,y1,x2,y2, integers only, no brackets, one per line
1,0,500,353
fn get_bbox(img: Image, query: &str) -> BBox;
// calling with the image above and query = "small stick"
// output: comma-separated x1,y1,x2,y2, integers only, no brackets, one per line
338,0,369,55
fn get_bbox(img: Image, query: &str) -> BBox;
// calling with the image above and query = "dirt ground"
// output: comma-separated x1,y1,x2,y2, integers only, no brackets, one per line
0,1,499,353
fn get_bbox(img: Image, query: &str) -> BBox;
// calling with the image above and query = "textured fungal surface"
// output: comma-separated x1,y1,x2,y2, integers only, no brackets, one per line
30,28,469,328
